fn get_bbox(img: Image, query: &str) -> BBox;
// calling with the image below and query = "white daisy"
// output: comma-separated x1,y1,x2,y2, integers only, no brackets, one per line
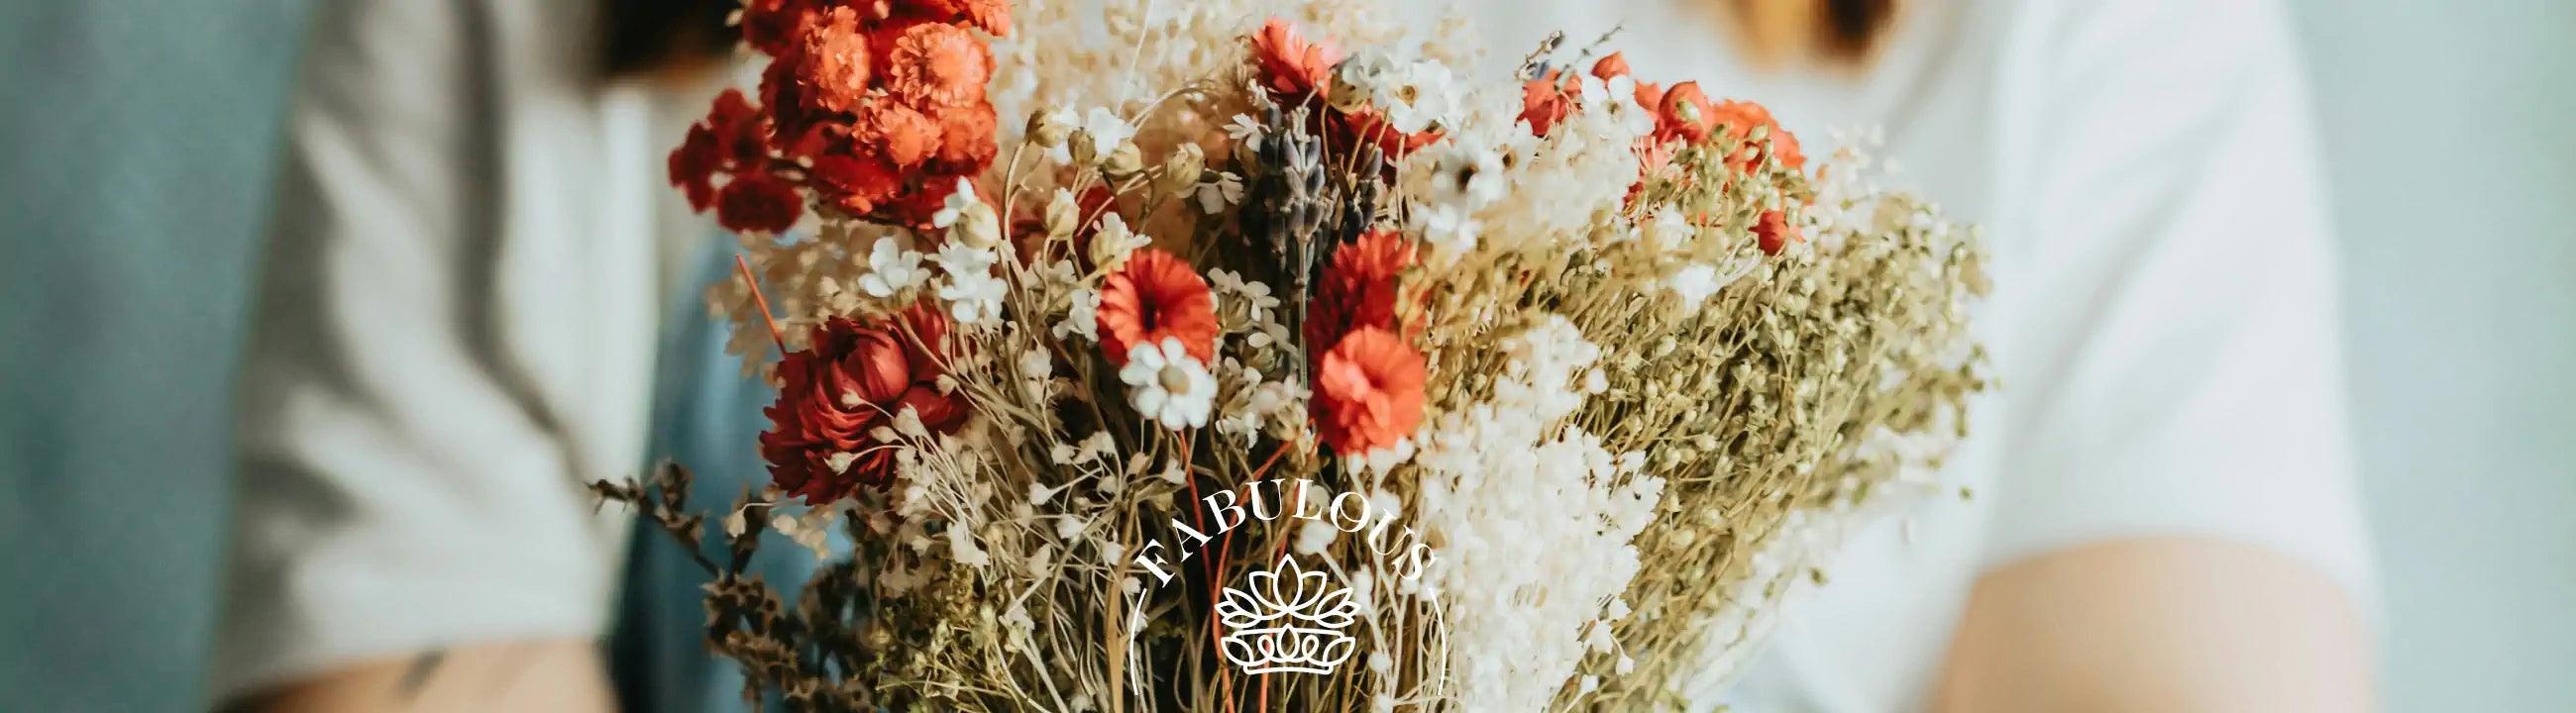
1119,337,1216,430
1195,170,1245,214
857,236,925,298
1223,113,1265,153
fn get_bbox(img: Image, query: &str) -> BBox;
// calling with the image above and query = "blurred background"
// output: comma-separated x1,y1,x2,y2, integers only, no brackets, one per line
1,0,2568,710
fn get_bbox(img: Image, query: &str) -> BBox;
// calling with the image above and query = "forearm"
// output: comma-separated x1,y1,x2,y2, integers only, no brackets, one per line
221,640,613,713
1933,539,2374,713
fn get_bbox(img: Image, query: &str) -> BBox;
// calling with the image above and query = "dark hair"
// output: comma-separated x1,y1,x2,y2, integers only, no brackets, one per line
1819,0,1898,60
601,0,736,78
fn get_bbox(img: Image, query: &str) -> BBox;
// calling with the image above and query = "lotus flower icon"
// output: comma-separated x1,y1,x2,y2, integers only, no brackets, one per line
1214,555,1362,674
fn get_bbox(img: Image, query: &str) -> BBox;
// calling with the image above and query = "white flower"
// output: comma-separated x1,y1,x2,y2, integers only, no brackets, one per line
1118,337,1215,430
1195,170,1245,214
939,269,1008,325
1646,207,1694,254
1088,213,1150,268
1224,114,1266,153
931,242,999,276
1294,519,1339,555
1417,202,1480,256
1056,288,1101,341
931,178,978,229
858,236,925,298
1429,143,1505,208
1666,262,1727,307
1081,107,1135,160
1206,268,1279,326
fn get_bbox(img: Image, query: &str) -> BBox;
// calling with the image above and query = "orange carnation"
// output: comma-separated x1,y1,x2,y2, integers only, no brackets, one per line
933,100,1000,173
854,101,942,168
800,7,873,114
1312,328,1427,458
1098,249,1220,367
886,23,993,109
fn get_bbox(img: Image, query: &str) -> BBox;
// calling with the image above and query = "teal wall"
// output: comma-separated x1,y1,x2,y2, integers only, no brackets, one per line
2291,1,2576,710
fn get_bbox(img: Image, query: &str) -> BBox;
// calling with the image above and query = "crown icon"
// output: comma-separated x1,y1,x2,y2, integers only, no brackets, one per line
1215,555,1362,674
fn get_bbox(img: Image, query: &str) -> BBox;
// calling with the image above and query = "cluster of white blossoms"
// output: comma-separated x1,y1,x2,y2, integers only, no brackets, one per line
1411,316,1665,712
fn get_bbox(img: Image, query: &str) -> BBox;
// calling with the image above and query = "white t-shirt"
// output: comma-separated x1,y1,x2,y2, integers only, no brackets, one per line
216,0,2373,710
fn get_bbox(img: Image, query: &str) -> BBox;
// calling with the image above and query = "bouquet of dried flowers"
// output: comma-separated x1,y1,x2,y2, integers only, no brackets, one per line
599,0,1989,711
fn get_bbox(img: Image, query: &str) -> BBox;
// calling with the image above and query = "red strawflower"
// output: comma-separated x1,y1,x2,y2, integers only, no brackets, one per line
1520,70,1573,136
1306,229,1416,371
759,306,967,503
1312,327,1427,458
1251,18,1339,99
669,124,723,210
716,172,805,234
1708,99,1804,169
800,7,874,114
1097,249,1220,367
1590,51,1632,80
1657,80,1716,144
886,23,993,109
1755,209,1801,255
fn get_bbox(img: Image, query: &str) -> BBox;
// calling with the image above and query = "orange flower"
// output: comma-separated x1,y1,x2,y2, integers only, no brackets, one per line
800,7,873,114
1519,70,1573,136
1709,99,1804,169
1657,81,1716,144
887,23,992,109
933,99,1000,173
1098,249,1220,367
955,0,1015,36
1306,230,1416,371
1312,328,1427,458
1251,18,1339,99
1590,51,1632,80
854,101,941,168
1330,108,1441,160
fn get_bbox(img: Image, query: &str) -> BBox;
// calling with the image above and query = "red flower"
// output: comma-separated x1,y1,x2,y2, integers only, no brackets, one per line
853,101,942,168
1098,249,1220,367
1306,230,1416,364
741,0,815,57
903,0,1015,36
1708,99,1804,169
886,23,993,109
1657,80,1716,144
760,306,967,502
669,89,770,211
1330,108,1441,160
1590,51,1632,80
932,99,1000,173
1519,71,1573,137
1251,18,1339,99
716,172,805,234
1755,209,1800,255
809,153,905,215
800,7,874,114
1312,327,1427,458
669,124,723,210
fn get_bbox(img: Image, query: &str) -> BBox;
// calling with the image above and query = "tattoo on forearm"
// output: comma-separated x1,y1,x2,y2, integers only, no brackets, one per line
394,649,447,701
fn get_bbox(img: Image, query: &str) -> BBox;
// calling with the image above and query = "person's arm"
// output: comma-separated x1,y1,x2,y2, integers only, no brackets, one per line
1936,0,2376,709
215,0,669,708
1937,540,2373,712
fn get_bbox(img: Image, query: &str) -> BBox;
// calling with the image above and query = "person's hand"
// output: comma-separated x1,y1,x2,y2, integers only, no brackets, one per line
221,640,613,713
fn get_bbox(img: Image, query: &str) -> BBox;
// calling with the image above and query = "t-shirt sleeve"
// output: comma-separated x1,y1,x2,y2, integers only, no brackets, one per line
1977,0,2376,604
212,0,665,700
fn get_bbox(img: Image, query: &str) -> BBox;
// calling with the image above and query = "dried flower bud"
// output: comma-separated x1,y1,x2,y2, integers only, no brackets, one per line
1043,189,1080,241
1028,109,1075,149
1102,141,1145,177
1158,144,1206,197
1068,129,1100,166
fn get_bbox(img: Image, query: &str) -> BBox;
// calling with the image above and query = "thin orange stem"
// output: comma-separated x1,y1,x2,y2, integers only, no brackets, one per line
734,254,788,354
